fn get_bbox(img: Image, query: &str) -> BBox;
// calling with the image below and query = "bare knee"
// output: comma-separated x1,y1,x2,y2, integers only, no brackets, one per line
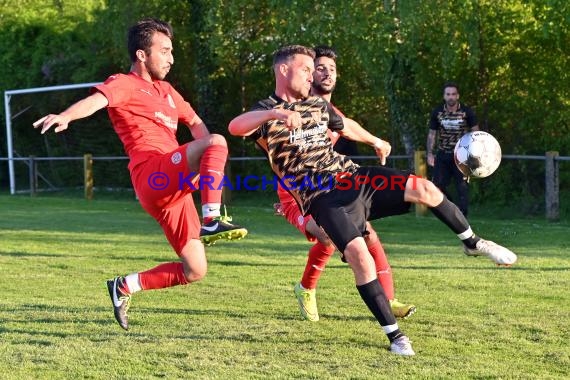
306,220,334,246
343,238,376,283
184,266,207,283
180,240,208,283
206,133,228,148
186,134,228,170
405,177,444,207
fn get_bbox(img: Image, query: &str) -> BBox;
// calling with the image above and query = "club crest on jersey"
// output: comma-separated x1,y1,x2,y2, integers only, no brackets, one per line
167,94,176,108
171,151,183,165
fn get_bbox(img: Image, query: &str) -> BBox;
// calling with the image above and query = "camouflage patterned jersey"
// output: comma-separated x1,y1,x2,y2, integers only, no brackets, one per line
429,103,478,152
250,94,359,215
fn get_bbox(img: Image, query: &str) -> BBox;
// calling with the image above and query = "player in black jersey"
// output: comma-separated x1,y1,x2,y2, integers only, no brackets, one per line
229,45,517,356
427,82,479,216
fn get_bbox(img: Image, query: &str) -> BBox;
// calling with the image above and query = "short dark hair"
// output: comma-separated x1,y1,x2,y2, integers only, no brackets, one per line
272,45,315,66
314,45,337,62
127,18,173,63
442,81,459,94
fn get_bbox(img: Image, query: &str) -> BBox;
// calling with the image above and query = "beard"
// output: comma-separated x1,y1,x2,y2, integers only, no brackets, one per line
446,99,457,107
146,63,169,81
312,82,335,96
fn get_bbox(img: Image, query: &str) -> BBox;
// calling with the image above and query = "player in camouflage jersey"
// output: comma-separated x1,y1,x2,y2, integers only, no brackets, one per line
427,82,479,216
229,45,517,356
274,45,415,322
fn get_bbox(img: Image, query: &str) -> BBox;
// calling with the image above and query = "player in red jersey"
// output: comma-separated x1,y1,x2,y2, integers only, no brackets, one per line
33,18,247,330
275,46,415,322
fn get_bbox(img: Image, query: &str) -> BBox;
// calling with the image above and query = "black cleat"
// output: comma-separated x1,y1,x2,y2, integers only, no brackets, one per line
106,276,131,330
200,216,248,246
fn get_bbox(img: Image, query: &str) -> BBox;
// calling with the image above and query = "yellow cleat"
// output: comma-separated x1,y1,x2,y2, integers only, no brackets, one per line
294,283,319,322
390,299,416,319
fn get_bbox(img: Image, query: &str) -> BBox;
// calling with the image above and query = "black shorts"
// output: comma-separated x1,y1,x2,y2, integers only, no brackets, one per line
308,166,412,253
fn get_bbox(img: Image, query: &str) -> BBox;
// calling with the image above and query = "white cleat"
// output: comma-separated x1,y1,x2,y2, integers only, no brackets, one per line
390,335,415,356
464,239,517,266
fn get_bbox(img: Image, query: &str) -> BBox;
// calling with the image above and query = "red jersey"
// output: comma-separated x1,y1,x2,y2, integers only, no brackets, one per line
93,72,197,171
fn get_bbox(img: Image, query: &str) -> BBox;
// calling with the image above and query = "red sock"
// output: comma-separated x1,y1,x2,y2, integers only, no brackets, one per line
300,242,335,289
367,239,394,300
200,144,228,207
138,262,189,290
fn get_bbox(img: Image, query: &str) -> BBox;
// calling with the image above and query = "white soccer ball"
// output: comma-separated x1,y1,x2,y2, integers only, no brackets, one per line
453,131,502,178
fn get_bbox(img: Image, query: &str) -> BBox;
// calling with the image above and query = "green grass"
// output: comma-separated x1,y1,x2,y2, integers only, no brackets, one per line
0,193,569,379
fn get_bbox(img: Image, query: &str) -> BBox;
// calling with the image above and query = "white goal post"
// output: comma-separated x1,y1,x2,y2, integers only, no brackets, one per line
4,82,102,194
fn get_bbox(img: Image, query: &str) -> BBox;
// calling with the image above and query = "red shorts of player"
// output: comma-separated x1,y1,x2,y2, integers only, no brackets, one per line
278,192,316,243
130,144,200,256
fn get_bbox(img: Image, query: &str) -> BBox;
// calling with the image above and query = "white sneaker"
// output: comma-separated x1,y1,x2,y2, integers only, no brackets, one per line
464,239,517,266
390,336,415,356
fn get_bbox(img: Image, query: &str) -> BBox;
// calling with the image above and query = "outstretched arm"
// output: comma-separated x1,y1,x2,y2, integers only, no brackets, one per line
228,109,303,136
33,92,109,134
338,117,391,165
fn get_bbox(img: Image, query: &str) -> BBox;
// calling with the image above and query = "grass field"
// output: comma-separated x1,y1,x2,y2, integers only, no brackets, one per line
0,192,569,379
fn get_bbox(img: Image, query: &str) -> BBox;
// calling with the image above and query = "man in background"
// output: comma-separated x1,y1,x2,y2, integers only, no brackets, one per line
427,82,479,216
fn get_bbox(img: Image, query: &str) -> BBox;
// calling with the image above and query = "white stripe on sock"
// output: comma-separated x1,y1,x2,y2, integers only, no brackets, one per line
457,227,474,240
125,273,142,294
383,323,399,334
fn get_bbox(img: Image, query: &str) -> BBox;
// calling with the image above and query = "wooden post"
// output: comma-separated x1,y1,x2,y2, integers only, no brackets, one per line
414,150,428,216
84,153,93,200
29,156,37,197
545,151,559,221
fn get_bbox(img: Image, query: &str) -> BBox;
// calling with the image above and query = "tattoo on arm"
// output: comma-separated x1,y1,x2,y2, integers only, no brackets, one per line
427,131,436,153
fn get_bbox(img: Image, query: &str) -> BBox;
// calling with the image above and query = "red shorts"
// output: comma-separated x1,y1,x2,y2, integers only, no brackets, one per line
278,189,316,242
130,145,200,255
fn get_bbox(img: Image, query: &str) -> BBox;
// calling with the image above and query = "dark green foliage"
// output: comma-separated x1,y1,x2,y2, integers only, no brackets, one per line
0,0,568,208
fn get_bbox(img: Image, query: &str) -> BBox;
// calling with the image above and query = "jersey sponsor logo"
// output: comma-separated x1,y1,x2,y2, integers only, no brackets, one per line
440,118,465,130
167,94,176,108
139,89,153,96
171,151,183,165
288,123,328,144
155,111,178,130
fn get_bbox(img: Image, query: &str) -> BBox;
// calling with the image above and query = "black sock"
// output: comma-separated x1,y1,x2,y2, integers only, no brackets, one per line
387,329,405,342
356,280,402,342
463,235,480,249
430,197,468,233
430,197,480,249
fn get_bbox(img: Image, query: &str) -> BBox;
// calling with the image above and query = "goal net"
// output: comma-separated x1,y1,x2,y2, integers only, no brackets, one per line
4,83,133,194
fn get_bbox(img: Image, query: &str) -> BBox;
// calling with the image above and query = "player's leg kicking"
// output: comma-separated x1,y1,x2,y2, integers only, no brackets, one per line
406,174,517,266
107,136,247,330
279,198,416,322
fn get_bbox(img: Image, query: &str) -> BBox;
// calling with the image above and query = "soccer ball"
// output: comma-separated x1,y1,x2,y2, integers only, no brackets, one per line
454,131,502,178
